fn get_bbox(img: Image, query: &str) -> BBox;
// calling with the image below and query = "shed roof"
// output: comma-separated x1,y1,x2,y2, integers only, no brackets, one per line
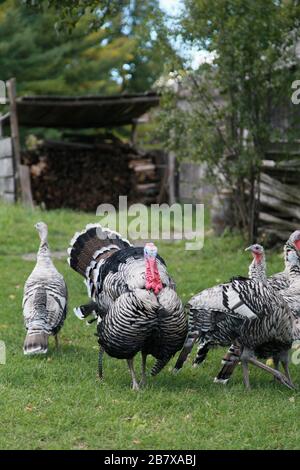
10,92,159,129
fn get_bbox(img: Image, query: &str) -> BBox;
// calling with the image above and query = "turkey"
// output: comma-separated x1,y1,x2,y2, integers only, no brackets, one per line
216,230,300,382
68,224,187,390
175,248,299,389
268,230,300,290
22,222,68,355
175,243,266,373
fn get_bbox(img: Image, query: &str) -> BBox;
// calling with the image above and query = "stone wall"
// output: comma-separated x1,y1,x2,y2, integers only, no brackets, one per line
0,137,15,203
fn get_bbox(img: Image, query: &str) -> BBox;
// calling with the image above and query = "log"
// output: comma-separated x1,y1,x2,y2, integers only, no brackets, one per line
259,212,300,231
259,192,300,221
260,172,300,205
22,139,163,210
19,165,33,207
262,159,300,171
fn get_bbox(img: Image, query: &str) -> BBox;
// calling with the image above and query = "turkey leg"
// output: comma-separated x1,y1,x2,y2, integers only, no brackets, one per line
127,358,139,391
98,345,105,380
140,353,147,387
241,349,295,390
280,350,295,388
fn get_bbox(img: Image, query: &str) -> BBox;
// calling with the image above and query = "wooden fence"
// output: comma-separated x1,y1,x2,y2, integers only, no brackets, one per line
258,141,300,240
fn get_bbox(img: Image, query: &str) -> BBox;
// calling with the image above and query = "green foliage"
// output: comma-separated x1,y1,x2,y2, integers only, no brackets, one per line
2,0,176,96
154,0,300,237
23,0,128,32
1,202,300,450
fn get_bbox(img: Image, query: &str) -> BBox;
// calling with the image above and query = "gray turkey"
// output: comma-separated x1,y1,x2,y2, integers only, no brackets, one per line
174,246,299,389
22,222,68,355
68,224,187,390
216,230,300,382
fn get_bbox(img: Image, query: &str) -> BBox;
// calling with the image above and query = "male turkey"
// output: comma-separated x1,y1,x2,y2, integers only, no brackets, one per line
23,222,68,354
68,224,187,390
216,230,300,382
174,245,297,389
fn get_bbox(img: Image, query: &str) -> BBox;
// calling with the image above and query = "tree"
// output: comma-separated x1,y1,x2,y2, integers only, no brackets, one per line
11,0,177,95
0,0,176,95
155,0,300,240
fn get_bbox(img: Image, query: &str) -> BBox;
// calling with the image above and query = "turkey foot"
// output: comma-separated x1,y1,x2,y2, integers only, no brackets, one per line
248,356,295,390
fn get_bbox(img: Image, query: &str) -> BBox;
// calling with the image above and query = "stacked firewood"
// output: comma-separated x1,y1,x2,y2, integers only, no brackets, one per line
21,137,161,211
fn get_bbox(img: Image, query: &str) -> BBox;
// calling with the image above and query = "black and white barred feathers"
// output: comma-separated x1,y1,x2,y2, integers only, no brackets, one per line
174,242,299,389
22,222,67,355
68,224,187,389
216,231,300,383
174,244,267,372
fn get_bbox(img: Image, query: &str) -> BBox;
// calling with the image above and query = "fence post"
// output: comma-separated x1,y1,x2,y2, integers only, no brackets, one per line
6,78,33,207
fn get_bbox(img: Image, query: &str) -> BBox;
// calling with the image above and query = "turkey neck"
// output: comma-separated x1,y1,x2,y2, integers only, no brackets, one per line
288,260,300,284
248,253,267,283
37,237,53,267
283,245,292,274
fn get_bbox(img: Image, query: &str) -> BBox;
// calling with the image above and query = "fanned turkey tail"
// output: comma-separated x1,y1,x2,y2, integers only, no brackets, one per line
68,223,132,298
214,344,241,384
173,331,199,372
151,358,170,376
23,331,49,355
68,224,131,276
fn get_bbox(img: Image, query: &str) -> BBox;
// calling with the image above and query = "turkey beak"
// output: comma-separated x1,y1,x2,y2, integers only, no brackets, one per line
245,246,252,252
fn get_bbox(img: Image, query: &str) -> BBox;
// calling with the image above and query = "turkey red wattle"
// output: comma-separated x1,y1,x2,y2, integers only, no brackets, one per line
294,239,300,251
144,243,163,295
145,257,163,295
254,252,263,263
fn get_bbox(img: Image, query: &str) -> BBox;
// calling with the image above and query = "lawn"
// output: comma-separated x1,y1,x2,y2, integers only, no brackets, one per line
0,202,299,450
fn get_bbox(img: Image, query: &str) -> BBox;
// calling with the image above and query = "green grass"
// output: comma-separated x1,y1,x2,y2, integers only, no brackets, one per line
0,202,299,450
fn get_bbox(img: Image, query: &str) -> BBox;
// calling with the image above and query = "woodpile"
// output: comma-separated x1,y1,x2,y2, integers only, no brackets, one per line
21,137,162,211
258,142,300,242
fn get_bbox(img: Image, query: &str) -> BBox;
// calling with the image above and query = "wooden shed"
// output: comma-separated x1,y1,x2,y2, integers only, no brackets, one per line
0,79,172,210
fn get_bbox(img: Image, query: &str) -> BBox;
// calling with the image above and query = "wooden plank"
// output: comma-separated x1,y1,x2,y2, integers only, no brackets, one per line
6,78,21,199
0,112,9,123
6,78,33,207
262,159,300,171
131,164,156,172
19,165,33,207
259,192,300,220
259,212,300,231
136,183,158,192
260,181,300,206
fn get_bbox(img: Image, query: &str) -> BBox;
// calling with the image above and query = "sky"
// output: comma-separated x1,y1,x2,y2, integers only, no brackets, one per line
158,0,215,69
